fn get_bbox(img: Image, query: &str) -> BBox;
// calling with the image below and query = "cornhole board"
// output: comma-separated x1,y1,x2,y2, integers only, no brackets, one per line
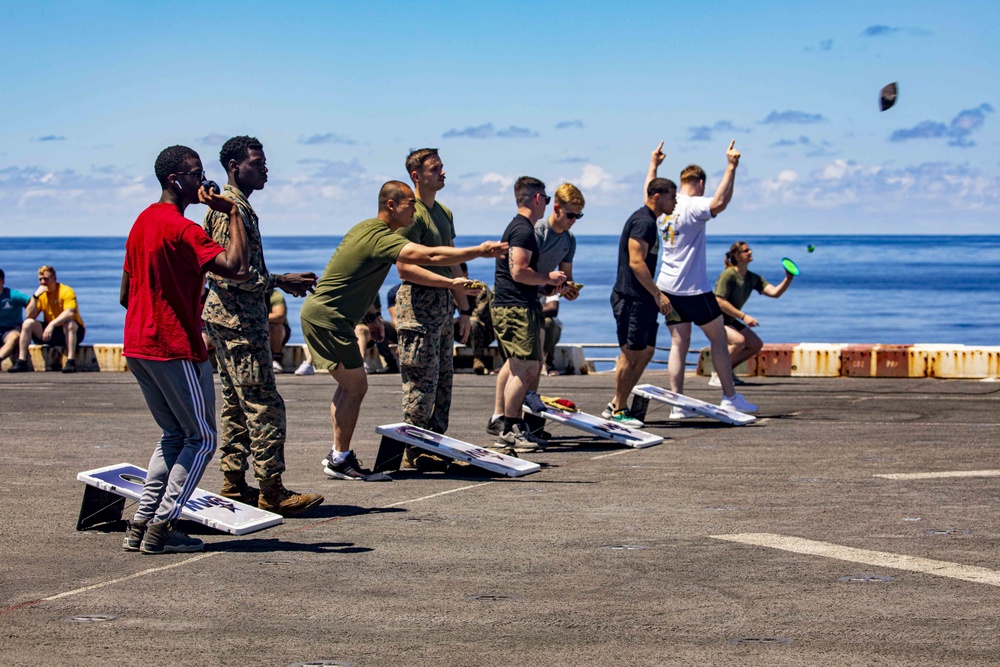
76,463,283,535
373,423,540,477
631,384,756,426
522,404,663,448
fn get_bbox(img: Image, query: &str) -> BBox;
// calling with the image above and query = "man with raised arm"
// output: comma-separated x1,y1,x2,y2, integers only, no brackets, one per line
489,177,566,455
301,181,506,481
120,144,249,554
652,140,758,415
203,136,323,516
394,149,481,471
604,147,676,428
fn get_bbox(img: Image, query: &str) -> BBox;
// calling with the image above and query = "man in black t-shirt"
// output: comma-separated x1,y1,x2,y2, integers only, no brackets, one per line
603,173,677,428
489,176,566,455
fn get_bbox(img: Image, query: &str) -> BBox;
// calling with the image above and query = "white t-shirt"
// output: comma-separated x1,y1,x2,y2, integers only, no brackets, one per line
655,194,714,295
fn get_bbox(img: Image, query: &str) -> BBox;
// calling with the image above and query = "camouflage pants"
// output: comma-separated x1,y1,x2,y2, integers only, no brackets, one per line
205,322,286,481
396,284,454,434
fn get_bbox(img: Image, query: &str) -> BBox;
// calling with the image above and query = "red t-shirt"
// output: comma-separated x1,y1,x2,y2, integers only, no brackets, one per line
123,203,225,361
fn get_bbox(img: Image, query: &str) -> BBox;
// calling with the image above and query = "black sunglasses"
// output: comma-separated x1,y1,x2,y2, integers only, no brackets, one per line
565,212,584,220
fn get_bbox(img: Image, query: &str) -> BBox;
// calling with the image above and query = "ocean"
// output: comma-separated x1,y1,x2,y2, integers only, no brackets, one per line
2,235,997,369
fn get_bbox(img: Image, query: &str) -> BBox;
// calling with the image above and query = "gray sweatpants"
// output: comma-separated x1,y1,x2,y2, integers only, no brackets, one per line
129,357,217,525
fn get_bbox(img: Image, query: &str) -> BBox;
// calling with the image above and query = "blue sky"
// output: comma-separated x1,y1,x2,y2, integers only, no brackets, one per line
1,0,997,236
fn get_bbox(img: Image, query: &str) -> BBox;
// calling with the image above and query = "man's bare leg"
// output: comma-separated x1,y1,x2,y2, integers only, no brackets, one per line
327,365,368,454
667,322,691,394
528,328,546,393
492,359,510,417
700,317,735,396
0,330,18,361
65,321,79,361
18,319,41,361
612,345,655,411
503,358,541,419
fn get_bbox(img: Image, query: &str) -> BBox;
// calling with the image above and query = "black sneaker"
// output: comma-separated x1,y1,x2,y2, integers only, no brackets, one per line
140,521,204,554
122,518,148,551
486,416,503,436
61,359,77,373
7,359,28,373
322,451,392,481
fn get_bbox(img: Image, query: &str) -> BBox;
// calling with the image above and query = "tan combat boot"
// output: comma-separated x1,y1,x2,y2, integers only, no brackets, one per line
220,471,260,505
258,476,323,516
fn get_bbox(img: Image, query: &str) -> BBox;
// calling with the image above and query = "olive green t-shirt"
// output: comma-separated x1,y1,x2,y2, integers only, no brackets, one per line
714,267,769,311
398,200,456,279
300,218,409,329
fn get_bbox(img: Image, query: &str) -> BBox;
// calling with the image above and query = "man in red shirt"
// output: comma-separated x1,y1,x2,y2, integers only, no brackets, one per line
119,145,248,555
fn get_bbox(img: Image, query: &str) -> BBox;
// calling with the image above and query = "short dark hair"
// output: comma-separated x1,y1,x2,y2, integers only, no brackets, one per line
514,176,546,207
405,148,439,177
0,268,5,281
647,177,677,198
154,145,199,189
680,165,706,185
219,136,263,170
378,180,412,213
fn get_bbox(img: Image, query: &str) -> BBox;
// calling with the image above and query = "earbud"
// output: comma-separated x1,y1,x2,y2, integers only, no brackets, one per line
175,179,183,191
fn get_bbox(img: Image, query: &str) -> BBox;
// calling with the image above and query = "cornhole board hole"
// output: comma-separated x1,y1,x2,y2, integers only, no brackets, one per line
522,404,663,448
631,384,756,426
77,463,283,534
373,423,540,477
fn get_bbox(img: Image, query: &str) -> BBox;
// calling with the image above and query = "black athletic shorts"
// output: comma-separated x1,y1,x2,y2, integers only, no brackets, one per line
611,292,658,350
663,291,722,327
32,324,85,347
722,315,747,331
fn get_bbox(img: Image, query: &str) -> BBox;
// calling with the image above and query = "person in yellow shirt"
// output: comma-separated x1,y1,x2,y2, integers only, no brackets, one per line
9,265,85,373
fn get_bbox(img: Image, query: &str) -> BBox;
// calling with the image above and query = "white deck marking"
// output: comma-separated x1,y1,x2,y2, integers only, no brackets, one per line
589,449,635,461
42,553,220,602
711,533,1000,587
386,482,493,507
875,470,1000,480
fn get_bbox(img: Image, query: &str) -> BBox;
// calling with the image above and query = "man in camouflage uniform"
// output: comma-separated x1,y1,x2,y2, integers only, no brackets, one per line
203,135,323,516
395,149,481,470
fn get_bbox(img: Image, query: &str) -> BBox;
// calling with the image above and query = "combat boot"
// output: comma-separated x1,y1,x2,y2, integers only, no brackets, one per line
220,471,260,505
258,476,323,517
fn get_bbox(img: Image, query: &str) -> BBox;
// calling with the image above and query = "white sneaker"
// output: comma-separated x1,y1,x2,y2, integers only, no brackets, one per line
272,360,283,374
669,406,697,419
708,373,721,387
294,361,315,376
721,393,758,413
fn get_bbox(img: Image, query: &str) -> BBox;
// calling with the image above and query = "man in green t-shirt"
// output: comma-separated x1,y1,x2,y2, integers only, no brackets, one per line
711,240,794,386
267,289,291,373
300,181,507,481
394,149,482,472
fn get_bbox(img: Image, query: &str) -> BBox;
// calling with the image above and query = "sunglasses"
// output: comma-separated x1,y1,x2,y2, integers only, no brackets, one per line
565,211,584,220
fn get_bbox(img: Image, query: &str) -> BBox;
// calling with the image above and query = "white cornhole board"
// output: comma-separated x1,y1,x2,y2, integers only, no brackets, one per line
631,384,756,426
77,463,283,535
375,423,540,477
523,404,663,448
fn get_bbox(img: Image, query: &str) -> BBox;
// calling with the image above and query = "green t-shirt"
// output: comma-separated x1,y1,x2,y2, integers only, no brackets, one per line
714,267,769,311
398,200,456,279
268,289,286,311
300,218,409,329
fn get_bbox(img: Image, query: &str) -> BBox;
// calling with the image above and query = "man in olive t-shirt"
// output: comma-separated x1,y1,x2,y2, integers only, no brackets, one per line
301,181,507,482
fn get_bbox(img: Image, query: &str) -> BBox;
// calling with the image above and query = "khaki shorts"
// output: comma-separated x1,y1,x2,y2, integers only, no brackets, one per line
492,305,541,361
300,318,364,371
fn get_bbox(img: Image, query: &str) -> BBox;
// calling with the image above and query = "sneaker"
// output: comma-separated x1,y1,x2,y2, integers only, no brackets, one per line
62,359,77,373
322,451,392,481
669,406,698,419
7,359,28,373
721,393,759,413
294,361,315,376
708,372,722,387
601,403,615,420
272,360,284,374
140,521,204,554
495,425,537,453
523,391,546,414
258,476,324,516
486,415,503,436
611,409,644,428
122,518,148,551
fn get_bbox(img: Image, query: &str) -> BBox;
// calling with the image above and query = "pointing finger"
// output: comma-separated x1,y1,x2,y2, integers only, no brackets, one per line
728,140,735,151
656,141,664,153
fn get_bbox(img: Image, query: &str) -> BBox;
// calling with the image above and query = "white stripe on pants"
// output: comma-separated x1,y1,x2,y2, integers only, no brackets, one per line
129,357,217,524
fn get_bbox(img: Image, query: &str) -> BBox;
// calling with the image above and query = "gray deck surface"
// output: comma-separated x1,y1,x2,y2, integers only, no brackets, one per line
2,370,999,666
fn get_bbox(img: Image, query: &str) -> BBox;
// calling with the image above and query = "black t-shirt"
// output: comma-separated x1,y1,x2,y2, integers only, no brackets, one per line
613,205,658,306
493,214,540,308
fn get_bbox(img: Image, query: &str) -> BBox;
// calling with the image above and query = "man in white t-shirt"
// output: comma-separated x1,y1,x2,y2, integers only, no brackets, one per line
649,140,757,415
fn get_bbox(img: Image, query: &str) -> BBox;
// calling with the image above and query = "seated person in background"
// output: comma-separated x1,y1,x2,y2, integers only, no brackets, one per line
1,268,31,367
710,240,794,387
353,293,399,374
268,288,292,373
467,282,495,374
9,265,86,373
541,291,562,376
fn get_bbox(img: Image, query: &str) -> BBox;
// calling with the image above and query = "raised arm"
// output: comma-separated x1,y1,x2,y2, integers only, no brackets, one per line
643,141,666,197
762,270,794,298
709,140,741,217
201,188,250,280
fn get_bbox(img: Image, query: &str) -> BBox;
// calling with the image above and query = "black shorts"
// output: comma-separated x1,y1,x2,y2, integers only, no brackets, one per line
663,292,722,327
32,324,85,347
723,315,747,332
611,292,658,350
0,324,21,339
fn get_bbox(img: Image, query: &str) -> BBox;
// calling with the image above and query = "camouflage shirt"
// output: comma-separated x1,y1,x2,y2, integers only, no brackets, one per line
202,184,277,333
